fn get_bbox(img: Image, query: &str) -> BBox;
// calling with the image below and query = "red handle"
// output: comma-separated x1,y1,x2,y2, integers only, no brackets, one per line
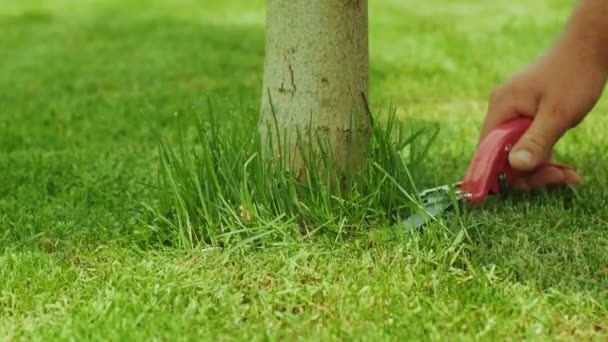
459,117,574,204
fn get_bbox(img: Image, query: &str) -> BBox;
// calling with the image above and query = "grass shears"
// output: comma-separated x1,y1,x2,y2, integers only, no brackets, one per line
402,117,575,228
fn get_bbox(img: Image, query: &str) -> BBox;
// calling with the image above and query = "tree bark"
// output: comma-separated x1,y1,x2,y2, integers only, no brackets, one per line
259,0,371,181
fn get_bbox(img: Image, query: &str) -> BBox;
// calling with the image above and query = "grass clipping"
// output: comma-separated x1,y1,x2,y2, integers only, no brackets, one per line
147,101,440,249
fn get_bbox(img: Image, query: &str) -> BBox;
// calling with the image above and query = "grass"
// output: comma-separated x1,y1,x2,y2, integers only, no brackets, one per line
2,0,608,339
149,100,440,249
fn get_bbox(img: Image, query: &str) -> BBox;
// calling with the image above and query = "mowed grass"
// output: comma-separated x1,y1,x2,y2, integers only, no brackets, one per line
2,0,608,340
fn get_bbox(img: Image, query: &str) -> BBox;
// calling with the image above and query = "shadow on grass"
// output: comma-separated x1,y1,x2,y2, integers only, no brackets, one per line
0,9,266,248
441,152,608,292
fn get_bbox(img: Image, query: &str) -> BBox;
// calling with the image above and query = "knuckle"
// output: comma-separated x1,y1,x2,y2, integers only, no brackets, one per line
556,109,579,129
548,106,567,119
545,104,577,129
522,133,548,152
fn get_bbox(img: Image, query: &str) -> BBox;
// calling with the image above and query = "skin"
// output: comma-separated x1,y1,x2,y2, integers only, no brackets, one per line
481,0,608,191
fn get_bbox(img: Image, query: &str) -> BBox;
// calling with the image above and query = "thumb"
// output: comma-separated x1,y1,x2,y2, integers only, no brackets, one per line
509,103,569,171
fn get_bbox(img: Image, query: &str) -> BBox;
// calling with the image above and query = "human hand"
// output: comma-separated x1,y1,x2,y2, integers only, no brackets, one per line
480,38,608,191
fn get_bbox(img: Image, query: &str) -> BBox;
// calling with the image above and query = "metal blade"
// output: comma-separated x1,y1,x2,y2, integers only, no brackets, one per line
401,182,463,229
401,196,454,229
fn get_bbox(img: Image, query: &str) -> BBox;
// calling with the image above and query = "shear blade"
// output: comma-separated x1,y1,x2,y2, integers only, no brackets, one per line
401,198,454,229
401,182,462,229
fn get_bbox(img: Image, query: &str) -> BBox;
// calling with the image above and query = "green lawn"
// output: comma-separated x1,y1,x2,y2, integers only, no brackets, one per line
2,0,608,339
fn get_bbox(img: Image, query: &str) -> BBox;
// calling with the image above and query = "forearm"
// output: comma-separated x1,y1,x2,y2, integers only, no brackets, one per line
560,0,608,70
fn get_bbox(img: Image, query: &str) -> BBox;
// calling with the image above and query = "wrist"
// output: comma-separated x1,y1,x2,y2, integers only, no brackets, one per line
556,33,608,75
561,0,608,72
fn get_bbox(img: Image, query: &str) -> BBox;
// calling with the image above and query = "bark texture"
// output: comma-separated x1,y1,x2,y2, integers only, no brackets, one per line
259,0,371,180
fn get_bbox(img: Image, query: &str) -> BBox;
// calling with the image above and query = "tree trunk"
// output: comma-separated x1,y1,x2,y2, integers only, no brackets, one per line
259,0,371,181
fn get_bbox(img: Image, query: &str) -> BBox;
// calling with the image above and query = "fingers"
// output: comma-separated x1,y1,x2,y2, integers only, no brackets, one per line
512,166,564,191
563,168,582,185
479,85,539,143
511,165,582,191
482,84,582,193
508,101,571,171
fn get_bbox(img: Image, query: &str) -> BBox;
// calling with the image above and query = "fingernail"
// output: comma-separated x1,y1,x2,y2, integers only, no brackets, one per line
510,150,534,169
